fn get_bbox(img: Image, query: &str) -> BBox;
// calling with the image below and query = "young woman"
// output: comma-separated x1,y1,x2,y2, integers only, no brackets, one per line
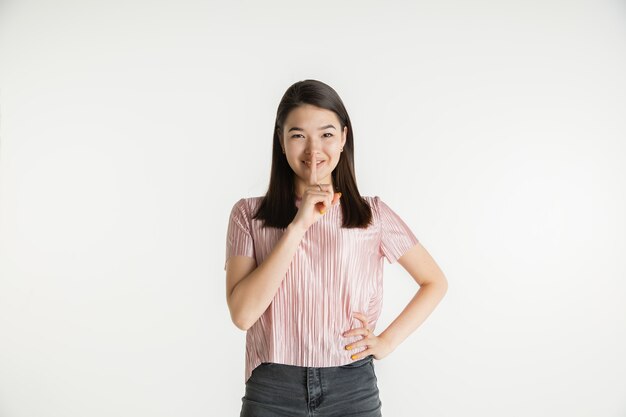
224,79,448,417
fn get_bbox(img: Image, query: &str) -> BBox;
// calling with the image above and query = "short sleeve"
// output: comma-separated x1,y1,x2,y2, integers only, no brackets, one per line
224,198,255,270
375,196,419,264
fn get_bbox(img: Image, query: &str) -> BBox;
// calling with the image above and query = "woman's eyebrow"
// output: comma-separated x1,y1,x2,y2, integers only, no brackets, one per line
288,124,336,132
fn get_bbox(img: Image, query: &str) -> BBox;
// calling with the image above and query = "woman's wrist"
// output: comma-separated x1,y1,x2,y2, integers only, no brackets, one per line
287,221,308,235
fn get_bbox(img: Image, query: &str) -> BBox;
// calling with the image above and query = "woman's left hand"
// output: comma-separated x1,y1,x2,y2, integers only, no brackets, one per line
342,312,395,361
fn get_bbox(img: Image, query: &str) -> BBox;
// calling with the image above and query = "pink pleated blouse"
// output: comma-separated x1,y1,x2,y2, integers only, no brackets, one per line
224,195,419,384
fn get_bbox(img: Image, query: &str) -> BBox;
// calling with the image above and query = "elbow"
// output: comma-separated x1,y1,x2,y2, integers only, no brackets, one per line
422,273,448,294
227,290,260,331
232,316,251,331
230,309,253,331
439,274,449,295
228,293,251,331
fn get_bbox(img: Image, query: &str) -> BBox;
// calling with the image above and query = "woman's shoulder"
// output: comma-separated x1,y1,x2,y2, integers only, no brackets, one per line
231,195,264,206
361,195,381,208
230,196,263,204
228,196,264,216
361,195,397,221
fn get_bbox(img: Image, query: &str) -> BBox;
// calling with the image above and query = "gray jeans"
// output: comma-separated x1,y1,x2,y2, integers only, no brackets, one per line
239,355,382,417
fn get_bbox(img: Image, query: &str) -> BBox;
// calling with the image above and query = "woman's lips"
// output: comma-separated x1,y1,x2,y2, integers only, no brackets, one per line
302,160,325,167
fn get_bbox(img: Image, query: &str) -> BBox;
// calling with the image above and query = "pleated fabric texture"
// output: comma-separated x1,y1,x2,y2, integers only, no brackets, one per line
224,195,419,384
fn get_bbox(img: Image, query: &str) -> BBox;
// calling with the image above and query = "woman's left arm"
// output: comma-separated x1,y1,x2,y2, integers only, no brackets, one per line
343,241,448,359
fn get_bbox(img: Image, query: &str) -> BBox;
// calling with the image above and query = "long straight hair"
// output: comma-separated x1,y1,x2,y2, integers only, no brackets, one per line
253,79,373,229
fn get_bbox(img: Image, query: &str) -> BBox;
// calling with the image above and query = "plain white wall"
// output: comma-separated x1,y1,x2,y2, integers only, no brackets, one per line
1,1,625,416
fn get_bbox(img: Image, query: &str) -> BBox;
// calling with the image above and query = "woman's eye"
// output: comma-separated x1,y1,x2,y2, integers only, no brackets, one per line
290,133,332,139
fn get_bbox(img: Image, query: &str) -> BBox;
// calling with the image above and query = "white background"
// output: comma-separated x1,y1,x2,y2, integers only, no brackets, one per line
1,1,625,416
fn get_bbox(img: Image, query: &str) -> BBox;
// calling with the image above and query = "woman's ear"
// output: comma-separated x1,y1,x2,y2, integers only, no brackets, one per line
342,126,347,148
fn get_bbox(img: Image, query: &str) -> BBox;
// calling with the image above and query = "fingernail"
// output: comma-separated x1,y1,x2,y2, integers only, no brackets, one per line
346,346,352,350
338,192,342,198
351,355,357,360
320,209,326,214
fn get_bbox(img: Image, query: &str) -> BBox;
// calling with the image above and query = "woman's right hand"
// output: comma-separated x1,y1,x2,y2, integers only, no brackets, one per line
291,153,341,231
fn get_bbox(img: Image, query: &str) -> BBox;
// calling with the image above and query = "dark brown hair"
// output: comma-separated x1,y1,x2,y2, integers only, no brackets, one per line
253,79,373,229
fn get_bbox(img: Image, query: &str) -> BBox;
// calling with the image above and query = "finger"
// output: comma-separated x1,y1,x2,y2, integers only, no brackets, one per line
307,152,318,186
317,184,336,209
310,187,333,214
342,327,371,338
332,192,342,205
343,312,366,337
352,312,367,326
307,190,331,197
349,348,373,361
307,190,330,214
320,192,331,213
345,338,372,351
310,183,332,196
314,183,332,191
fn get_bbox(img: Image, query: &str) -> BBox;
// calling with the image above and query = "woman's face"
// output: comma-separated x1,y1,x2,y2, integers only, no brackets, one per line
280,104,347,194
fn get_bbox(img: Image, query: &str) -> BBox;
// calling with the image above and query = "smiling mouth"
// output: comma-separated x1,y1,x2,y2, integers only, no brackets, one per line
302,160,326,167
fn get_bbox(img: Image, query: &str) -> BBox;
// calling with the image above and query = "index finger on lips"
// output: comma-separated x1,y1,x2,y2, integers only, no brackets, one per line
308,151,318,186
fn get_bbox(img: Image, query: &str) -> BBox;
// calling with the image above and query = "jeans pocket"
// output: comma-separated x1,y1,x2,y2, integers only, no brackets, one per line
368,358,378,382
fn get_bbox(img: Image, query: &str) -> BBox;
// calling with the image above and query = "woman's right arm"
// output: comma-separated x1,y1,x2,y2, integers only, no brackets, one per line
226,153,338,330
225,221,307,331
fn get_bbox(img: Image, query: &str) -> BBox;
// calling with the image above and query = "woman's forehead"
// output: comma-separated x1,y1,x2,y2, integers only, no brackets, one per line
285,105,339,128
